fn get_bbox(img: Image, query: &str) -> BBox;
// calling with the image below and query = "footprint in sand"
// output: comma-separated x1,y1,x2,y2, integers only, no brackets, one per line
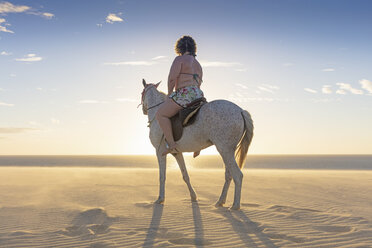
313,225,353,233
59,208,118,238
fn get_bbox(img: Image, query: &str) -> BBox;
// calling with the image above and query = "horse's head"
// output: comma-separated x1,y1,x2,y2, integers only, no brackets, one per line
140,79,161,115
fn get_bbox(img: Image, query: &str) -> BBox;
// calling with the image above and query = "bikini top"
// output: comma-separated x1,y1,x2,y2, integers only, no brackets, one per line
179,72,203,84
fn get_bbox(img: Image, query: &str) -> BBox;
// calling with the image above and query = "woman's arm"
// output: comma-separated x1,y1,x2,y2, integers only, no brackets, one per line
167,56,182,95
198,65,203,87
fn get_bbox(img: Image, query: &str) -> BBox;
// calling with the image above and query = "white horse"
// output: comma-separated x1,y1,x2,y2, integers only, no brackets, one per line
140,79,254,210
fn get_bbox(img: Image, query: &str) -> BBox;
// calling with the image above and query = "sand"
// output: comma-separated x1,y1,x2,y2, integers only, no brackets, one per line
0,167,371,248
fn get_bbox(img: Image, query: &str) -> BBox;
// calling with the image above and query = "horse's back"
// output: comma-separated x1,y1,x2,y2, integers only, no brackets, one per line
200,99,243,119
197,99,245,145
179,99,248,151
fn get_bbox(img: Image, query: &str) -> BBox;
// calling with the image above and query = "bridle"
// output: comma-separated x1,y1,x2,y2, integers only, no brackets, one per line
138,84,164,113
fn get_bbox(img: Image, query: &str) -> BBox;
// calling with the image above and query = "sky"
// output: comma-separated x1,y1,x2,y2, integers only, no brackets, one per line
0,0,372,155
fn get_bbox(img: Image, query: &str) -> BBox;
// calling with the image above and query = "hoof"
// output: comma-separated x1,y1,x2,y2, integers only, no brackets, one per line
154,198,164,204
215,201,225,207
230,205,240,210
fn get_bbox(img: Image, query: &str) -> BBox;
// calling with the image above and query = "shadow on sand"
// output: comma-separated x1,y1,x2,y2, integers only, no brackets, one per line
144,202,273,247
191,201,208,247
215,208,278,248
142,203,164,248
142,201,209,247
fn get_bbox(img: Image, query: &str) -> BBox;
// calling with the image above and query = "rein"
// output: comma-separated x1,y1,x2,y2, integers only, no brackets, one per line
147,101,163,111
146,101,164,128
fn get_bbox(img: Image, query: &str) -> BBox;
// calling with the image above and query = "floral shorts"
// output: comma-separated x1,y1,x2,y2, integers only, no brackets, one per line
169,85,204,108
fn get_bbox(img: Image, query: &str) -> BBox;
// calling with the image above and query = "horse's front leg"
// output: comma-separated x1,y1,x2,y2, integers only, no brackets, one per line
155,151,166,204
172,153,197,202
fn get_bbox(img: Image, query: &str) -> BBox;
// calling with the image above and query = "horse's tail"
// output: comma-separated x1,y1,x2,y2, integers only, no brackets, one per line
235,110,254,169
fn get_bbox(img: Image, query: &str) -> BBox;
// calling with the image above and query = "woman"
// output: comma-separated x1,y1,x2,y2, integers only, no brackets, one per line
156,35,204,156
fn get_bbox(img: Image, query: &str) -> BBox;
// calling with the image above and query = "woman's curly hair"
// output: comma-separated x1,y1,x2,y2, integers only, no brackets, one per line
175,36,197,57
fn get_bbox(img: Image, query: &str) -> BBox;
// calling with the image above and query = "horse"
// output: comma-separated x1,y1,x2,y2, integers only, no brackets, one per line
140,79,254,210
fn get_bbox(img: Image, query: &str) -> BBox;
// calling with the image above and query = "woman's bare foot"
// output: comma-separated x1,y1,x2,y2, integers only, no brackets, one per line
162,143,178,156
193,151,200,158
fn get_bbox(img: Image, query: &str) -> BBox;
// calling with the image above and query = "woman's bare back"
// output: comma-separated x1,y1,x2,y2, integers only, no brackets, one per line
169,54,203,90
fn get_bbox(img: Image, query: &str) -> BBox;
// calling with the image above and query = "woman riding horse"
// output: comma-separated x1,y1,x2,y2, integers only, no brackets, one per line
156,36,204,155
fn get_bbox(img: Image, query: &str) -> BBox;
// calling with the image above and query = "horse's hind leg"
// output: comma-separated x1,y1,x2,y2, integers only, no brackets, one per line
219,151,243,210
172,153,197,202
215,168,232,207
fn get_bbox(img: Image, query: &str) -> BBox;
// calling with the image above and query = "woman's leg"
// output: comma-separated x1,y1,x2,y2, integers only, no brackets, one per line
156,98,183,154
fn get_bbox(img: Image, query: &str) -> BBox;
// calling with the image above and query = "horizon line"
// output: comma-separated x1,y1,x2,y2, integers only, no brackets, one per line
1,154,372,156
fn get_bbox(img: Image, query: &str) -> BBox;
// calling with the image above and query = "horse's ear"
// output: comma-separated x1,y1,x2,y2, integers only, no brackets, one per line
142,79,146,87
155,81,161,88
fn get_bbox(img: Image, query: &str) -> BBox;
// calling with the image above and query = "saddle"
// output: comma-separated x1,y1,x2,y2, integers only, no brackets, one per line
170,97,207,141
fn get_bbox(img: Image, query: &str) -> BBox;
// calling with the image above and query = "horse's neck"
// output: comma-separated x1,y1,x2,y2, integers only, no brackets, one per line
147,90,166,122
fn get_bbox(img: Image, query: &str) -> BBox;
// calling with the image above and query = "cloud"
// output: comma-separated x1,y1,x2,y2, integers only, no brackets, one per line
151,55,167,60
235,68,247,72
262,84,279,90
199,60,242,68
0,2,30,13
235,83,248,89
336,82,363,95
1,50,12,55
229,96,275,102
322,68,335,72
0,2,53,34
79,100,108,104
116,98,137,102
27,11,55,19
257,86,274,93
106,13,123,23
304,88,317,93
322,85,332,94
257,84,279,94
311,98,340,103
336,89,346,95
360,79,372,94
42,12,54,19
0,18,14,33
0,101,14,107
0,127,38,134
104,60,157,66
15,53,42,62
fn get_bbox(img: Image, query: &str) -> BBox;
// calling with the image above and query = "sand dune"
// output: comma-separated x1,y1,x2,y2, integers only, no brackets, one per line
0,167,371,247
